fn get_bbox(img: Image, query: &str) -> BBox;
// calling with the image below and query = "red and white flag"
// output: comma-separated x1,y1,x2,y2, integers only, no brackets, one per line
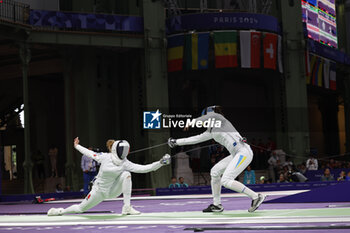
263,33,278,69
240,31,261,68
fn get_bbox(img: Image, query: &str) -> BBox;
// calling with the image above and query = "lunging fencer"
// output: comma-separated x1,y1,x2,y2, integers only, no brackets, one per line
168,106,266,213
48,137,171,216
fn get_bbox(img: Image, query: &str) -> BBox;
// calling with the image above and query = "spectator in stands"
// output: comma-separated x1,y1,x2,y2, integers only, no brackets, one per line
81,147,98,196
56,183,64,193
283,157,294,171
306,154,318,171
320,168,334,181
337,171,346,181
282,165,290,178
286,170,308,183
329,159,336,169
174,146,194,186
266,137,276,152
297,163,307,174
169,176,180,188
243,165,256,185
277,173,288,183
259,176,266,184
268,152,280,183
346,171,350,181
178,177,189,188
335,160,342,169
48,145,58,177
33,150,45,179
257,138,265,154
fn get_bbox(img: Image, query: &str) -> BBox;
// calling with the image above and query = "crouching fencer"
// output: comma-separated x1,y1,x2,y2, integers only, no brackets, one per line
48,137,171,216
168,106,266,213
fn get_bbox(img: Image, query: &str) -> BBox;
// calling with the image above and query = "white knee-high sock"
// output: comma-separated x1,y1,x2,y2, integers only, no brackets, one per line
211,176,222,206
122,174,132,206
62,204,82,214
222,179,258,200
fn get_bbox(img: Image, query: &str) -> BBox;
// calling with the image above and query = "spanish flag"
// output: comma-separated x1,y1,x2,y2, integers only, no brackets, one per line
213,31,238,68
184,32,210,70
167,34,184,72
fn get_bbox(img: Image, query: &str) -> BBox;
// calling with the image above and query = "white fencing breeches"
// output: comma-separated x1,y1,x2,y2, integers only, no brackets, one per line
210,144,258,205
62,171,132,214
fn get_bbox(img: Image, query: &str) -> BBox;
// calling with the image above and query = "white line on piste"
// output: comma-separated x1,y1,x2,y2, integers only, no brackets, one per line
46,190,308,204
1,216,350,227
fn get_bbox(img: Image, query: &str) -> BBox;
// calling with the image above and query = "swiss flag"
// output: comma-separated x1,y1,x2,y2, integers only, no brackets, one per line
263,33,278,69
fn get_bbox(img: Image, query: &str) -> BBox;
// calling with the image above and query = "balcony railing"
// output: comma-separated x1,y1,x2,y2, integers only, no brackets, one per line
0,0,30,24
165,0,273,17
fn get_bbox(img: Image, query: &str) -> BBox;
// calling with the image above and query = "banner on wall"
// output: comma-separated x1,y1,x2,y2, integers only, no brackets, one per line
166,13,280,34
29,10,144,32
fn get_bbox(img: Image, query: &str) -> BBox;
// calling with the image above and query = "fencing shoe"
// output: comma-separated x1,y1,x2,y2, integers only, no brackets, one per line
122,205,141,215
202,204,224,213
248,194,266,213
47,208,64,216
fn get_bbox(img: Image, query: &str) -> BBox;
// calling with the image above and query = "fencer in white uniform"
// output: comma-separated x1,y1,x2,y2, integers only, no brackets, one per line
168,106,266,213
48,137,171,216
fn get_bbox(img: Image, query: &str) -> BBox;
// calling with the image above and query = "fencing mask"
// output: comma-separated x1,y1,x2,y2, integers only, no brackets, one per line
201,105,216,116
111,140,130,160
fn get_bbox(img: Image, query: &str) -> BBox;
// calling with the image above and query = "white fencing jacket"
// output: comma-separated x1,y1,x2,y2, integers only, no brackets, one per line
75,144,162,192
176,112,246,154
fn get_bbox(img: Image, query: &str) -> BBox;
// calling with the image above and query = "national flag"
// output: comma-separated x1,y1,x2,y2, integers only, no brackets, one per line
306,53,317,84
240,31,261,68
329,61,336,90
213,31,238,68
316,58,323,87
311,56,323,87
167,34,184,72
278,35,283,73
184,32,210,70
263,33,278,69
323,58,330,89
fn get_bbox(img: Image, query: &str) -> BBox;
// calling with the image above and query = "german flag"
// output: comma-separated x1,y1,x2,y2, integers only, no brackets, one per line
167,34,184,72
213,31,238,68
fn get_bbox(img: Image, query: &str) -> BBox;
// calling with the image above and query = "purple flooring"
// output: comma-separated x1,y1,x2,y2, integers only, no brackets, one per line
0,195,347,214
1,224,350,233
0,195,349,233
